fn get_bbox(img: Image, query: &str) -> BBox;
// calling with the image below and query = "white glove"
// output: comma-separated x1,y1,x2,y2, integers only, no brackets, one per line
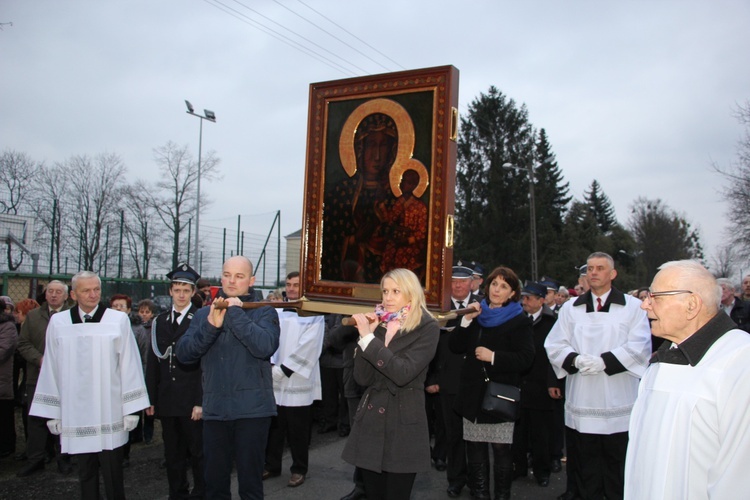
123,415,139,432
573,354,591,370
584,356,606,374
272,365,286,382
47,419,62,435
578,355,606,375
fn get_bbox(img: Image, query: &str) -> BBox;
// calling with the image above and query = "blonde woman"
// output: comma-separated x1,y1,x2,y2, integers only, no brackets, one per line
342,268,440,500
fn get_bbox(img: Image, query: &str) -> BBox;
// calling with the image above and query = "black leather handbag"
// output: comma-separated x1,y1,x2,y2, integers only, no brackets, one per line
480,365,521,422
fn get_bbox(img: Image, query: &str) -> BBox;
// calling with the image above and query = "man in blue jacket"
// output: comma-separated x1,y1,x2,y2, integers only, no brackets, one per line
176,256,280,500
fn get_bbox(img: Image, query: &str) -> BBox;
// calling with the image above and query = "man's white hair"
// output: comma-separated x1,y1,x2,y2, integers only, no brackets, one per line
71,270,101,290
46,279,69,294
658,260,720,312
716,278,734,290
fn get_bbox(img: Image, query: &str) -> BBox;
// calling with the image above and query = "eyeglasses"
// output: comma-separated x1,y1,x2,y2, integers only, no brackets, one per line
646,289,693,302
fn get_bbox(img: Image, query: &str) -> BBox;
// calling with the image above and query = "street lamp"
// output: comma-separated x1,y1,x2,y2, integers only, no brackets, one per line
503,162,537,280
185,100,216,268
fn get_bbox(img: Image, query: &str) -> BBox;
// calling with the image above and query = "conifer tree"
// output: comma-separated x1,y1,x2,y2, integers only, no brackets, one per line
584,180,617,233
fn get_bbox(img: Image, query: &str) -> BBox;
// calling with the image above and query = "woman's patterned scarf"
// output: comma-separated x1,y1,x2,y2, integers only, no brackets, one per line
375,303,410,346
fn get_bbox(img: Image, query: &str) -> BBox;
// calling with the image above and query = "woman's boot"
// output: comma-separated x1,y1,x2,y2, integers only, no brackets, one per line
492,443,513,500
468,461,491,500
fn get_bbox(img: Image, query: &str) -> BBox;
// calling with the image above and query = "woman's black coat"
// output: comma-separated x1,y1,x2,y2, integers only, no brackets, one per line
449,310,534,423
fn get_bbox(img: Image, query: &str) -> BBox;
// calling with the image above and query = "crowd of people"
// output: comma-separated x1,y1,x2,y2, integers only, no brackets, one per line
1,254,750,499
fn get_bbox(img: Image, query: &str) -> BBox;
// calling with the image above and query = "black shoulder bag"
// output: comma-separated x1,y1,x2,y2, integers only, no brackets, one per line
478,329,521,422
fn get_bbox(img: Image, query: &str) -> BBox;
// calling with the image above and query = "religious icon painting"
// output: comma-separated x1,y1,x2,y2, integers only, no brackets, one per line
300,65,459,311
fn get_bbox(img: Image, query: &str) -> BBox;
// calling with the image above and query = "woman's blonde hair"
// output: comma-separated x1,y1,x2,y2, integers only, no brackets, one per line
380,268,432,332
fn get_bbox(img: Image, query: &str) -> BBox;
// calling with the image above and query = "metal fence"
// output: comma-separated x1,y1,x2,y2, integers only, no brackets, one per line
1,187,287,287
0,272,170,306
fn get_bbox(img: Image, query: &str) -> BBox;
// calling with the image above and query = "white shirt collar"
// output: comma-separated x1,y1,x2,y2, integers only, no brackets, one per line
79,305,98,319
592,289,611,306
172,303,191,324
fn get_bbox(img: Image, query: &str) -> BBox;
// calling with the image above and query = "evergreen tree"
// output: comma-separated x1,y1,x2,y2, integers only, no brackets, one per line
533,129,572,279
584,180,617,233
628,197,704,283
455,86,535,276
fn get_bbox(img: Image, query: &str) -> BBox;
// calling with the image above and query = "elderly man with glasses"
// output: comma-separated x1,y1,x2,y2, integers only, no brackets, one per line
624,260,750,499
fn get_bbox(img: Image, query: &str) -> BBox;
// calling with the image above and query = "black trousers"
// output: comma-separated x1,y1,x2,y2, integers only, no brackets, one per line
551,398,565,459
570,428,628,500
426,392,446,461
360,468,416,500
161,415,205,499
203,417,271,500
512,407,552,477
24,384,56,463
439,392,467,487
0,399,15,454
265,404,312,475
77,445,125,500
319,366,347,429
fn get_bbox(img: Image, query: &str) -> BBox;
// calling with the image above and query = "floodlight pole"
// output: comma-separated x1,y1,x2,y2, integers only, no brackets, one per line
185,101,216,266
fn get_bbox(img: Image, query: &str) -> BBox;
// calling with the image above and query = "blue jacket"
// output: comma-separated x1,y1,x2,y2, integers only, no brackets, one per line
175,294,280,421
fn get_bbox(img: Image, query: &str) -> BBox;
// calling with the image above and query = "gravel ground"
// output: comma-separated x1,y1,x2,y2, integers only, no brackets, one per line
0,408,171,500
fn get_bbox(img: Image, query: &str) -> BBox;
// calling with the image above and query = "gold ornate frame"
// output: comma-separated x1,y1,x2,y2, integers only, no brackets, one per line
300,65,459,312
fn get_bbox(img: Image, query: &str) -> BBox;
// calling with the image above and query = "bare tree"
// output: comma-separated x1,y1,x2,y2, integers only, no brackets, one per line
62,153,126,271
0,150,41,215
121,181,163,278
714,100,750,261
709,244,739,278
22,162,71,274
148,141,220,269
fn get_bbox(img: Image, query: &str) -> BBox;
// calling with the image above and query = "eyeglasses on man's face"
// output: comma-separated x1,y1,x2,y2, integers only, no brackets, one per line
645,290,693,303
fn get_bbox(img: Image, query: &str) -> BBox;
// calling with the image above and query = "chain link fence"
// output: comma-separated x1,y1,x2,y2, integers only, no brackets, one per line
1,187,288,287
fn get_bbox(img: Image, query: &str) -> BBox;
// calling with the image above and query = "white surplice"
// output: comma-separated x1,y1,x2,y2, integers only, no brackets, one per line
271,310,324,407
544,294,651,434
30,308,150,454
625,328,750,499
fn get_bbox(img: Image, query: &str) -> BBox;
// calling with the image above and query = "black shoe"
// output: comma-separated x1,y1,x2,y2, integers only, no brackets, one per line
17,460,44,477
317,422,337,434
551,458,562,473
557,492,580,500
512,468,527,481
537,475,550,487
262,469,280,480
338,426,351,437
0,450,12,458
446,483,463,497
340,485,366,500
14,452,27,461
58,460,73,475
433,458,447,471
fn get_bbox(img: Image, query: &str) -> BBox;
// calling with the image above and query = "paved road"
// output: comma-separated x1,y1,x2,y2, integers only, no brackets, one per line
1,410,567,499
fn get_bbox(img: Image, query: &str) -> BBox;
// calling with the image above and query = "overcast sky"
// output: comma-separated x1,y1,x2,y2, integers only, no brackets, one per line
2,1,749,278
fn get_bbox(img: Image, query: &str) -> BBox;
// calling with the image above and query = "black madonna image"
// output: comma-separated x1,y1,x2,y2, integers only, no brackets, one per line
321,97,431,284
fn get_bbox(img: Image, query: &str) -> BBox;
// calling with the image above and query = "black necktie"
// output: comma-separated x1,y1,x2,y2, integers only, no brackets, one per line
172,311,181,328
457,301,465,309
83,314,92,322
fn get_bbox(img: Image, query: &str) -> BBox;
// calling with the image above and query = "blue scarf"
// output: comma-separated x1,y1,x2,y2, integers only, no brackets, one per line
476,299,524,328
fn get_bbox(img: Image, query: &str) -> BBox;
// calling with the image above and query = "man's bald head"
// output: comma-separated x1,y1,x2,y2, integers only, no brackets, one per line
221,256,255,297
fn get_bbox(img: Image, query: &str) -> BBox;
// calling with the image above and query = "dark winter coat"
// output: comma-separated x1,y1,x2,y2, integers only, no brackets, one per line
429,293,480,393
450,310,534,423
519,305,558,410
146,305,203,417
0,313,17,400
342,310,439,473
17,304,70,386
175,293,280,421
